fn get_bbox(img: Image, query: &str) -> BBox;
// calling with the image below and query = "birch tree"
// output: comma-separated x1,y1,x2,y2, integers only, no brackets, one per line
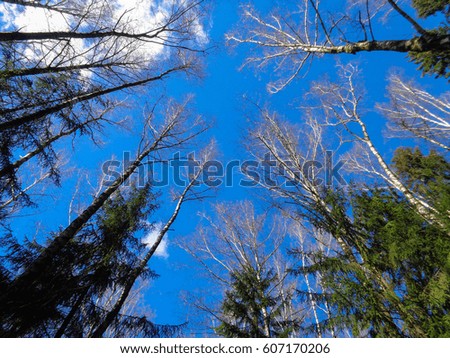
227,0,449,93
307,63,443,224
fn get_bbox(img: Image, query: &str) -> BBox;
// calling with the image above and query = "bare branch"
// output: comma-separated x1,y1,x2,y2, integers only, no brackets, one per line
379,74,450,151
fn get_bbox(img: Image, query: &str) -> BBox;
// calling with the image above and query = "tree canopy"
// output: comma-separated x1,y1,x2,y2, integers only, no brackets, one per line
0,0,449,339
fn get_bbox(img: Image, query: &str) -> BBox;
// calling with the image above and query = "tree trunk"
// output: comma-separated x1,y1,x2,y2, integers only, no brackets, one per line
0,66,185,132
54,286,90,338
0,137,164,336
0,30,160,42
1,62,133,79
89,172,199,337
0,117,99,178
297,34,450,55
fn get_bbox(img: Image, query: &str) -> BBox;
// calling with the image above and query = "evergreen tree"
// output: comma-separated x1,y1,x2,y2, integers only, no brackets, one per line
291,149,450,337
412,0,450,18
393,148,450,229
0,184,182,337
0,68,111,211
408,0,450,78
215,265,300,338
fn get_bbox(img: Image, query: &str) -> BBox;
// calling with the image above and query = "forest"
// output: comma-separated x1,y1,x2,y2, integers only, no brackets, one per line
0,0,449,338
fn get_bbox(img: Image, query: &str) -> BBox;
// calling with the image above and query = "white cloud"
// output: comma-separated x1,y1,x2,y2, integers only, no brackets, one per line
12,6,69,32
141,222,169,259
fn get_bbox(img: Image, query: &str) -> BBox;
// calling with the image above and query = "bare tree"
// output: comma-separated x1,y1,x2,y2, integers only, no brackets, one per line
0,65,191,132
248,108,335,223
0,0,207,123
0,0,207,81
1,1,110,19
0,98,208,336
89,141,216,337
0,0,208,215
308,63,439,223
227,0,449,92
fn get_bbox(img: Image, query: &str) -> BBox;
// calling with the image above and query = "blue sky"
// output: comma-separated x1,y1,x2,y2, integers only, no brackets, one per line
137,1,448,331
4,0,448,336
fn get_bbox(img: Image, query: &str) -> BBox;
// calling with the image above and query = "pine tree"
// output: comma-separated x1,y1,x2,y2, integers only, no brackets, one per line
215,265,300,338
0,183,183,337
291,149,450,337
412,0,450,18
408,1,450,78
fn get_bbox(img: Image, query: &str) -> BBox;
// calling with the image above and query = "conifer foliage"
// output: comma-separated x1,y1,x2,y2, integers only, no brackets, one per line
216,266,299,338
290,150,450,337
0,0,449,339
0,184,183,337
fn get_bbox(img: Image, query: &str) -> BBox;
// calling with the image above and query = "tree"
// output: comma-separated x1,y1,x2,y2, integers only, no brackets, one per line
0,66,186,212
0,98,208,337
180,201,303,337
392,147,450,230
51,183,165,338
412,0,450,17
216,265,292,338
89,142,215,337
228,0,449,338
0,99,121,216
227,0,449,93
307,63,439,224
0,182,175,337
0,0,206,82
290,171,450,337
244,103,450,336
289,224,338,338
0,153,68,220
0,0,208,212
409,0,450,78
244,102,450,336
